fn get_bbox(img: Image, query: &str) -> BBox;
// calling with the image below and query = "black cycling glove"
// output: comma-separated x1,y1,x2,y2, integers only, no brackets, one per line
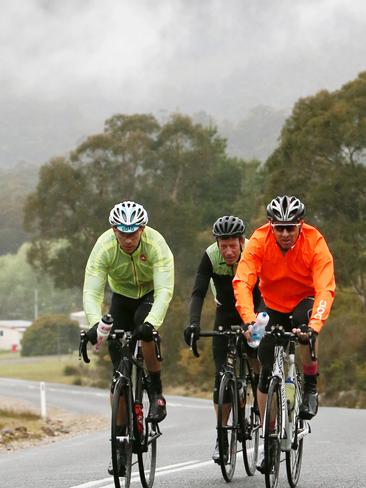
135,322,155,342
85,322,98,345
183,324,200,346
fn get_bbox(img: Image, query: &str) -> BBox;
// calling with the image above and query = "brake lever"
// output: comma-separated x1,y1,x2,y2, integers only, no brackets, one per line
298,324,317,361
79,330,90,364
152,330,163,361
190,333,200,358
309,331,317,361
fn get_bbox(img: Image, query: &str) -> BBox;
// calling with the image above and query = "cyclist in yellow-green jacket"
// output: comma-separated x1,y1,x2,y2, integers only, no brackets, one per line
84,201,174,434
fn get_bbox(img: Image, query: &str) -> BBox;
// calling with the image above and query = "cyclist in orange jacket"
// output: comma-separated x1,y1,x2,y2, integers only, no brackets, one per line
233,196,335,432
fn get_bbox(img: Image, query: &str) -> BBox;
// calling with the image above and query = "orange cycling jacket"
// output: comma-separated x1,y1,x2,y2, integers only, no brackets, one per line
233,223,335,333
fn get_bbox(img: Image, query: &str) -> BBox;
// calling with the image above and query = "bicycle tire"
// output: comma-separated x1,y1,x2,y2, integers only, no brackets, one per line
263,378,282,488
286,376,304,487
240,362,260,476
137,377,157,488
111,377,133,488
217,373,238,482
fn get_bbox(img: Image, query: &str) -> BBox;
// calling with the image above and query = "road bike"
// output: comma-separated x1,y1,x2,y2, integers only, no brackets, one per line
261,326,316,488
191,325,260,482
79,326,163,488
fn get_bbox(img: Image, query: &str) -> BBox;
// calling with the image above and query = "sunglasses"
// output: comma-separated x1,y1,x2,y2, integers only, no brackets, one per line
271,223,301,233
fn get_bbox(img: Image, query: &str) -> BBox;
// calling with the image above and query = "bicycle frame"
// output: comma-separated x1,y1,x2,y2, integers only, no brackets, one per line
269,343,288,443
222,329,241,379
112,331,162,438
263,333,311,452
191,325,260,480
79,327,162,488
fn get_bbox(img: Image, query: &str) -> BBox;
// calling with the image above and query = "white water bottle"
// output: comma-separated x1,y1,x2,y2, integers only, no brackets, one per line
95,313,113,352
247,312,269,348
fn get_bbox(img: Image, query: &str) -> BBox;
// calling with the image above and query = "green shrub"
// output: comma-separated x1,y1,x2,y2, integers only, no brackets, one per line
63,365,79,376
21,314,80,357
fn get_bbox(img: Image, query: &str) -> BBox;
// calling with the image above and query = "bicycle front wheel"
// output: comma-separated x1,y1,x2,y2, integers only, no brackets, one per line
240,367,260,475
217,374,238,482
111,377,133,488
137,377,158,488
286,379,304,487
263,379,282,488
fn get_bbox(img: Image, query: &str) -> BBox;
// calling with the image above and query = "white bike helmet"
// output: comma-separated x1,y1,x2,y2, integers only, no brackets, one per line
109,201,148,233
266,196,305,222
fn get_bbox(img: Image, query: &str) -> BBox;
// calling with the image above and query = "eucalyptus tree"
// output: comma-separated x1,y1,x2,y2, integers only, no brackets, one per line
264,71,366,307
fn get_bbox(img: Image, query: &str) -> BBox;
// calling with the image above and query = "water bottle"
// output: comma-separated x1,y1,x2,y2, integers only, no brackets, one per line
247,312,269,348
134,402,144,434
285,377,296,413
102,313,113,327
95,314,114,351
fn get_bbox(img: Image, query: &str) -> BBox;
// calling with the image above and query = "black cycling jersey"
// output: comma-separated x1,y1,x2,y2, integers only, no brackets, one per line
189,241,260,403
189,242,260,328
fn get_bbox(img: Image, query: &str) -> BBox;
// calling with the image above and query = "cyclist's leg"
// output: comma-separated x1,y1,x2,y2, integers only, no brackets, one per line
291,297,319,419
243,341,260,384
133,292,166,422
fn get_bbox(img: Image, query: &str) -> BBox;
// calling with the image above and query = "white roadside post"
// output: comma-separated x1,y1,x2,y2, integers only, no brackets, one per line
40,381,47,418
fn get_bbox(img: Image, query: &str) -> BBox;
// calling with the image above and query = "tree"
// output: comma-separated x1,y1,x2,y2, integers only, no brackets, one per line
24,113,249,293
24,114,160,289
21,314,80,356
22,111,267,394
264,71,366,308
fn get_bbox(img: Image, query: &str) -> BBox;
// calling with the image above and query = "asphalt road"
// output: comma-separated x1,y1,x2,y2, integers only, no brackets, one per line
0,378,366,488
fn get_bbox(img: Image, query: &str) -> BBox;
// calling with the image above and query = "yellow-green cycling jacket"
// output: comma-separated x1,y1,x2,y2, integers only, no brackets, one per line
83,226,174,328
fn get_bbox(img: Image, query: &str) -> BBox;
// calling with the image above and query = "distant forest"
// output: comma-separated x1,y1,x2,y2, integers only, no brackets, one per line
1,72,366,407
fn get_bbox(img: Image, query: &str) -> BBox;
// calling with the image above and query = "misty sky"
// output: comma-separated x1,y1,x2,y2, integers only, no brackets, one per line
1,0,366,165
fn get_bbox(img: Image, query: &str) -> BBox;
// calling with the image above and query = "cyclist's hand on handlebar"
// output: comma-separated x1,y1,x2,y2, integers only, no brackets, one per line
135,322,156,342
292,324,318,342
94,318,113,351
183,324,200,346
242,321,255,342
85,322,98,346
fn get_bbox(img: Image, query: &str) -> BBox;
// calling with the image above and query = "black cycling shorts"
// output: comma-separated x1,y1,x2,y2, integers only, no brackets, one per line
108,291,154,371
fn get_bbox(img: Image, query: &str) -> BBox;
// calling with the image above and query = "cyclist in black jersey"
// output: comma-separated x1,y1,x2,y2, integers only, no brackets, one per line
184,215,261,462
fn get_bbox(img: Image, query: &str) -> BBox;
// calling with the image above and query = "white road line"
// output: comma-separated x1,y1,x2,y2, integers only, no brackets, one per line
167,402,210,409
1,380,210,408
68,460,212,488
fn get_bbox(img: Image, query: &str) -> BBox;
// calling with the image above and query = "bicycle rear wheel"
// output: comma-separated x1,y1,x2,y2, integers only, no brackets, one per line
137,376,158,488
263,379,282,488
240,366,260,475
111,377,133,488
286,379,304,487
217,374,238,482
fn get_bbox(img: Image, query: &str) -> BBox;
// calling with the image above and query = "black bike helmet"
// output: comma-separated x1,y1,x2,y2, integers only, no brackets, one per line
212,216,246,238
266,196,305,222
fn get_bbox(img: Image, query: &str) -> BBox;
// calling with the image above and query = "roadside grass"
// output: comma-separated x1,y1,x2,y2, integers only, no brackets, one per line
0,351,21,359
0,405,83,450
0,352,89,385
0,407,44,447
